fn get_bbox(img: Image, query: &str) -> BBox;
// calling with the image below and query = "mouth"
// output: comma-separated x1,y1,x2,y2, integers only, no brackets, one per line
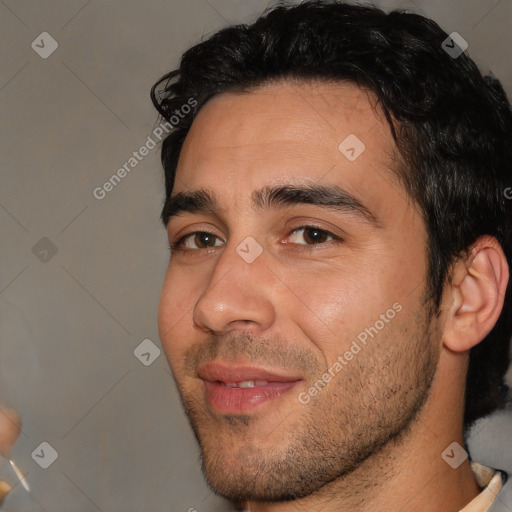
198,362,303,414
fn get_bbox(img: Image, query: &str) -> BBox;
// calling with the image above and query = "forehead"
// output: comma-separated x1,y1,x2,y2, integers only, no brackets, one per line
175,80,399,202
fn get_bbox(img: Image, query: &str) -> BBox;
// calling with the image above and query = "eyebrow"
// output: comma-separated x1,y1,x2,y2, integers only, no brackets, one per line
163,183,380,228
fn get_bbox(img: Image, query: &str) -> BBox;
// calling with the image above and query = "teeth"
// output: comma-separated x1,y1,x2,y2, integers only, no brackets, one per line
223,380,270,388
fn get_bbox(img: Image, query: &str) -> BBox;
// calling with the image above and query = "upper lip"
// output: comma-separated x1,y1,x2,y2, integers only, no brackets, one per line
198,362,302,384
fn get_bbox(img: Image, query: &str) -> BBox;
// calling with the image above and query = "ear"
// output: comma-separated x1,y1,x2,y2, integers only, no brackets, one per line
443,235,509,352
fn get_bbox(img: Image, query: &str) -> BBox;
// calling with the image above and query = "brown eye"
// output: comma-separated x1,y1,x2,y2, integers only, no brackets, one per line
173,231,224,251
288,226,337,245
303,228,330,244
193,232,218,248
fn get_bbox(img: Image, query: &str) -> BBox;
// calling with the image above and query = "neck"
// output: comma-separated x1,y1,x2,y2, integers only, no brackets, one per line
246,350,481,512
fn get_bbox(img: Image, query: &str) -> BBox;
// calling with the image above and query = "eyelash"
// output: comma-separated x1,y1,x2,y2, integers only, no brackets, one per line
170,225,342,253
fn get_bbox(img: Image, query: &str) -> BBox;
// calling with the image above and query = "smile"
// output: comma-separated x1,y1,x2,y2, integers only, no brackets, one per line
198,362,302,414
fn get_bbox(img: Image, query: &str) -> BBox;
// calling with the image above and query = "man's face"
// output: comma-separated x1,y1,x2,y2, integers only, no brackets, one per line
158,81,439,501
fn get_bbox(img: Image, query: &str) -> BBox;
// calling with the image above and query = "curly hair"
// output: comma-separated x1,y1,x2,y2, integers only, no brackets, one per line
150,0,512,430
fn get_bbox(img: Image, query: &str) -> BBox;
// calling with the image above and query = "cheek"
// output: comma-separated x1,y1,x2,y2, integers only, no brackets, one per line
290,266,379,318
283,265,401,357
157,267,198,365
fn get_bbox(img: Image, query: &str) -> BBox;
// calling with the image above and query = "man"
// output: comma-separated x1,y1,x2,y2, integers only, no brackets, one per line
151,1,512,510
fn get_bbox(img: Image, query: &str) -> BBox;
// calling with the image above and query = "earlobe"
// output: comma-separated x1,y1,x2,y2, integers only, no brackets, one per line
443,236,509,353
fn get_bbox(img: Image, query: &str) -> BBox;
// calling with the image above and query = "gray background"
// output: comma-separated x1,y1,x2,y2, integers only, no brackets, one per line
1,0,511,510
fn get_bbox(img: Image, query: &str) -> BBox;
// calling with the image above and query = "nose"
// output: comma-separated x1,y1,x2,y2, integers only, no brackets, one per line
192,242,276,335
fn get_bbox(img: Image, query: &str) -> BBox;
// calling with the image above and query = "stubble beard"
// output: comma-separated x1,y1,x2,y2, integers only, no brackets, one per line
174,304,440,503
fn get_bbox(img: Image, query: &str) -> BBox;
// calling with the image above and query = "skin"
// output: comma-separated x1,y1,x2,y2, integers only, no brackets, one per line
0,407,20,459
0,406,20,503
158,81,508,511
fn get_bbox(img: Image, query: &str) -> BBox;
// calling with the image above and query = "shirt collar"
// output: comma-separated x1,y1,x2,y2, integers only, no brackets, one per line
459,462,506,512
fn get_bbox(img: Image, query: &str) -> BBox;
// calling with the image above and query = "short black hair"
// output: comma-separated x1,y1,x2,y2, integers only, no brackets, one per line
150,0,512,429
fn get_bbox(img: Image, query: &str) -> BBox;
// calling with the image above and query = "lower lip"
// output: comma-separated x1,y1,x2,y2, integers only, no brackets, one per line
203,380,299,414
